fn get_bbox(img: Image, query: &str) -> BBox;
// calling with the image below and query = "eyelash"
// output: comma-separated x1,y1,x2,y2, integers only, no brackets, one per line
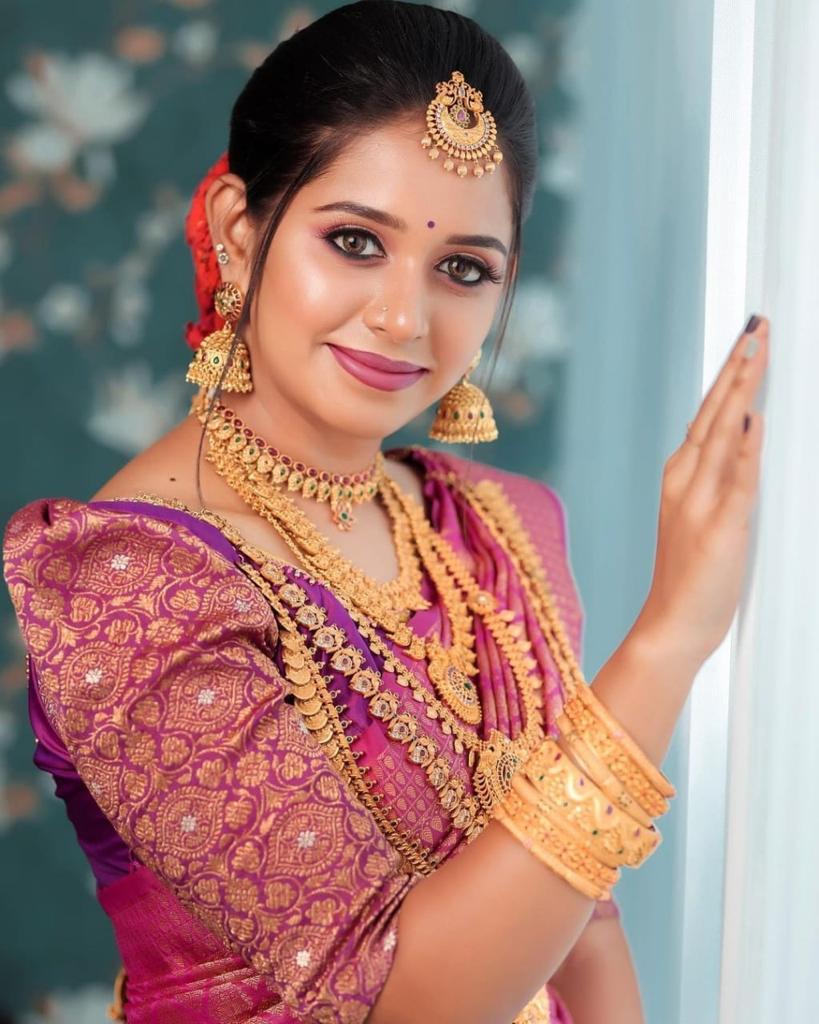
319,224,504,288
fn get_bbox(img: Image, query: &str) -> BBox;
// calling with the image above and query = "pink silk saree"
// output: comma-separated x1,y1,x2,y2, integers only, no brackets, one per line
3,445,619,1023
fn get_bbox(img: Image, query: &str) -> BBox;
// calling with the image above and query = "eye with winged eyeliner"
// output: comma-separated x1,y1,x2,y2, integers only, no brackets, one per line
320,223,504,287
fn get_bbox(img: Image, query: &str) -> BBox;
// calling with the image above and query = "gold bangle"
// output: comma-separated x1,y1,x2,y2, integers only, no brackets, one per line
573,685,676,796
493,796,616,901
559,692,675,818
501,751,625,884
511,771,662,870
553,723,654,829
511,772,623,870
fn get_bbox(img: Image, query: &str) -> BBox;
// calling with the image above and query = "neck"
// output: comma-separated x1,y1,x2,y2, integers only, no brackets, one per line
201,390,385,477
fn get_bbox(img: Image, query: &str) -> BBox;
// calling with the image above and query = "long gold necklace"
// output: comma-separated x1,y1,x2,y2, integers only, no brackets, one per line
201,412,551,800
194,411,573,833
201,406,486,726
122,472,561,842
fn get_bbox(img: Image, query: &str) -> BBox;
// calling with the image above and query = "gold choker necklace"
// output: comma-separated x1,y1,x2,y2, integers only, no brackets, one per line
191,390,386,531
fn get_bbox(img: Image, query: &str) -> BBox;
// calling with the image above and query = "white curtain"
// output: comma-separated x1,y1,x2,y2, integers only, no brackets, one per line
716,0,819,1019
559,0,818,1020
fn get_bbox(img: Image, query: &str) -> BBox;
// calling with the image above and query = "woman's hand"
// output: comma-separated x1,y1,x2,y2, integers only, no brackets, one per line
635,315,769,669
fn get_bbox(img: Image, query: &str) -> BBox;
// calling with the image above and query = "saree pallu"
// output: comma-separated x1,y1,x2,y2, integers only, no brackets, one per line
4,446,618,1023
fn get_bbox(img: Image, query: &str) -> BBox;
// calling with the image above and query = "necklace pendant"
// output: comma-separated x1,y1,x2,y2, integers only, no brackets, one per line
428,651,483,726
331,496,355,530
473,730,525,812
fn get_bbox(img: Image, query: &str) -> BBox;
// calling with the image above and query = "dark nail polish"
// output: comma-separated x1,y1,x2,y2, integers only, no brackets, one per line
743,413,751,433
745,314,760,333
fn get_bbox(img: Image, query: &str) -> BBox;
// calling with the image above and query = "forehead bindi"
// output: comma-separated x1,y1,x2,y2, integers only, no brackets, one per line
427,219,436,228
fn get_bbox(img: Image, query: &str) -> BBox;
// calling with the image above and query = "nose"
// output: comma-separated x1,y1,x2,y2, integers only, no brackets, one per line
363,270,430,346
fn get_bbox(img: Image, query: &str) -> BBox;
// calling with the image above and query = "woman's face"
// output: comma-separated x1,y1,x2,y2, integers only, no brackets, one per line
209,117,514,446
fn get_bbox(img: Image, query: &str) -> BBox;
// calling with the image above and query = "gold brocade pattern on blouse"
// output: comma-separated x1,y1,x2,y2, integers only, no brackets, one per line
4,502,420,1022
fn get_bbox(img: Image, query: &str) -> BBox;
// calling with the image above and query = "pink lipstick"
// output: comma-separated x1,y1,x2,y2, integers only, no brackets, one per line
326,343,428,392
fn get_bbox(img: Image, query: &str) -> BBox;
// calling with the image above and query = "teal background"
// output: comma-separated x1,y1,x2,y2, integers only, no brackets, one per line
0,1,715,1021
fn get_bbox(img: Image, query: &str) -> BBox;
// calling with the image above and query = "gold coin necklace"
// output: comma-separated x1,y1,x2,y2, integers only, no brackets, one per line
195,407,588,828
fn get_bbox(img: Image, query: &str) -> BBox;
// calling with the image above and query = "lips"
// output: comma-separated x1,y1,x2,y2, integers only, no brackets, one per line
326,343,428,392
334,346,425,374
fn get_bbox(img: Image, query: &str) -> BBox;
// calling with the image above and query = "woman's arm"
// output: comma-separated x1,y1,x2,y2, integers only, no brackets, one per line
367,619,699,1024
550,914,645,1024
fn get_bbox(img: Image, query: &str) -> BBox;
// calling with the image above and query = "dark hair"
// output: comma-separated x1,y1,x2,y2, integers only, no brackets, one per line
196,0,538,503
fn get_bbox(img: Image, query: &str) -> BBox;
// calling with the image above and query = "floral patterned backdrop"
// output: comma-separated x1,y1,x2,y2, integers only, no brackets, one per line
0,0,580,1018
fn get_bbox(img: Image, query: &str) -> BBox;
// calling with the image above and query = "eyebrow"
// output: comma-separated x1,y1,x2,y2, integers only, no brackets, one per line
313,200,508,258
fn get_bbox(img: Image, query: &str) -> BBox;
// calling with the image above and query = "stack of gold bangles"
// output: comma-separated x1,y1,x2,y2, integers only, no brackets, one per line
493,685,676,900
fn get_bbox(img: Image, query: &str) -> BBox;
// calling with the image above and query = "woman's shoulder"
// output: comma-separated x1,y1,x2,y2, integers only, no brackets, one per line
3,415,243,575
1,493,274,648
2,493,237,579
3,494,279,716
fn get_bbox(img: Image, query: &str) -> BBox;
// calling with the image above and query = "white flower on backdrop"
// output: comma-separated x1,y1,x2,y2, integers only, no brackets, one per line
87,363,188,455
112,198,188,347
5,52,149,173
111,277,152,348
173,20,220,66
37,284,91,334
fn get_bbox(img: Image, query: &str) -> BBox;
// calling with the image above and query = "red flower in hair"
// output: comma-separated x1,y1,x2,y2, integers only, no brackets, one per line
183,150,230,351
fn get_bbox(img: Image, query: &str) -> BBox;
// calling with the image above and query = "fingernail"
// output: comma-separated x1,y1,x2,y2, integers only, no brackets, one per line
745,314,760,333
743,413,751,433
744,335,759,359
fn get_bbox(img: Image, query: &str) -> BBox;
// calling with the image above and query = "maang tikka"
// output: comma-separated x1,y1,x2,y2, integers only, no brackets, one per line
428,347,498,444
185,280,253,393
421,69,504,178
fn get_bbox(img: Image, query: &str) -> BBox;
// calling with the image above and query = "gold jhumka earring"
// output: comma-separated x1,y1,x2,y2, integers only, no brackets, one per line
428,347,498,443
185,281,253,393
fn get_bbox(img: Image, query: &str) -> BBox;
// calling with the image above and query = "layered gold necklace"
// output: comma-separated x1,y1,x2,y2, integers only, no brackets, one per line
193,397,555,826
196,397,488,724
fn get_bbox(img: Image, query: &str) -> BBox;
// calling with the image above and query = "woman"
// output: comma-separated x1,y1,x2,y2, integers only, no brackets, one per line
1,2,768,1022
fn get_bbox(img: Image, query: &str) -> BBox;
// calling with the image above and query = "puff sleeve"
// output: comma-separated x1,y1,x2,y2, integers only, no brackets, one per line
2,498,423,1021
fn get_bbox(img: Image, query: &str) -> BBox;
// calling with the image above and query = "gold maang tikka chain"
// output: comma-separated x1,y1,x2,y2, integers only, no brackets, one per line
192,389,385,531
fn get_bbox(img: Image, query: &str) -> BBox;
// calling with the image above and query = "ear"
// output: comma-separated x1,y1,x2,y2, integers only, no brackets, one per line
204,173,256,291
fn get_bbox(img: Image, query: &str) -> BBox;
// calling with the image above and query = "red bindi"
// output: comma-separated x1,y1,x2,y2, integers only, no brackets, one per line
427,220,436,228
